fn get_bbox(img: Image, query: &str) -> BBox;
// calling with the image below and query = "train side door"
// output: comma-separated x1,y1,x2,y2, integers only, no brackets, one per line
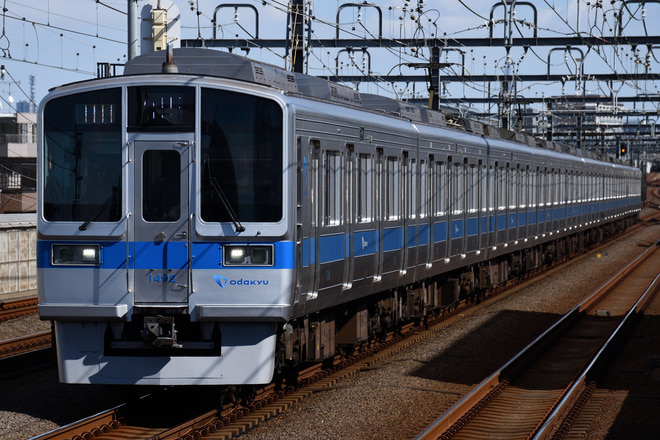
133,140,191,304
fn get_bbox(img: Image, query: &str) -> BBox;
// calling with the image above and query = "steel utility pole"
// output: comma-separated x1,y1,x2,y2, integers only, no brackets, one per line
288,0,305,73
128,0,139,60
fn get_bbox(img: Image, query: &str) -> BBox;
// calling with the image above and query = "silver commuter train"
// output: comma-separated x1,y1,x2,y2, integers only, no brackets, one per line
37,48,641,385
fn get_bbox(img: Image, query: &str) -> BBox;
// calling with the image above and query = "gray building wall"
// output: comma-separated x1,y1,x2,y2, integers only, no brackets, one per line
0,213,36,294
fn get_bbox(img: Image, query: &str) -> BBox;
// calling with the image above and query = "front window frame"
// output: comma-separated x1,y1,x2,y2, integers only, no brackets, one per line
39,79,288,238
41,86,123,225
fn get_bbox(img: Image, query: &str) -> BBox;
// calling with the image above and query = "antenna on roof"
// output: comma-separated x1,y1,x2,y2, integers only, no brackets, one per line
162,44,178,73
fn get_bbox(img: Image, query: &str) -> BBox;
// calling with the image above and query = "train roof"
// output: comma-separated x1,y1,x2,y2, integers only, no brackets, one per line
124,48,624,167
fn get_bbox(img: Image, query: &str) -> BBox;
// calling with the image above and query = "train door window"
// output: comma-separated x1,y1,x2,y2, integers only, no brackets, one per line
480,163,487,213
579,173,585,203
510,166,518,210
586,174,591,202
142,150,181,222
345,146,354,224
570,172,577,204
310,141,320,228
324,150,342,226
419,159,428,219
538,170,545,207
520,167,527,209
410,158,417,219
584,173,589,203
403,157,409,219
497,166,507,211
488,165,495,213
451,161,464,215
436,162,447,216
530,168,537,208
358,154,373,223
385,157,401,220
468,164,477,213
297,139,303,208
527,168,536,208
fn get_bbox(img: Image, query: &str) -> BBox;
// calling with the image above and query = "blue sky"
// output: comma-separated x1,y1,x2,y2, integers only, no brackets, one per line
2,0,658,116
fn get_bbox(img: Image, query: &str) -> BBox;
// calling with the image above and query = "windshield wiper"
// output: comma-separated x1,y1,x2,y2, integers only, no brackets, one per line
79,189,120,231
207,164,245,233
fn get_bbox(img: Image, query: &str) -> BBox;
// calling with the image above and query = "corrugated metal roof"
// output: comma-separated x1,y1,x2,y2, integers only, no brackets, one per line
0,213,37,228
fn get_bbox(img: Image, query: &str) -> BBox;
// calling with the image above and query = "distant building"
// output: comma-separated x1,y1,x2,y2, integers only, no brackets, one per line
0,112,36,213
16,100,36,114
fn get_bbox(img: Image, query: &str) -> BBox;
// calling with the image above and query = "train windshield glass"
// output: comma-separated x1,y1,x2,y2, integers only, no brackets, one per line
200,88,283,223
42,88,122,222
128,86,195,131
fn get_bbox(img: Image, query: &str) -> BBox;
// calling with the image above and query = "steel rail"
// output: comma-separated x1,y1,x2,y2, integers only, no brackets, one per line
414,240,660,440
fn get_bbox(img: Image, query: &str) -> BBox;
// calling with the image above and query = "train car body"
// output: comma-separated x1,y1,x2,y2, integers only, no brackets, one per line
37,48,641,385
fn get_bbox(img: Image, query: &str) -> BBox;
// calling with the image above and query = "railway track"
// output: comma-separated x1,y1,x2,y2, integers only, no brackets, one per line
25,215,660,440
415,240,660,440
0,296,52,360
0,331,52,359
0,296,38,322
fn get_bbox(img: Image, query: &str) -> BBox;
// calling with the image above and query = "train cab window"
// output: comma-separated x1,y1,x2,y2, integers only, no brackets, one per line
43,88,122,222
200,88,283,223
128,86,194,131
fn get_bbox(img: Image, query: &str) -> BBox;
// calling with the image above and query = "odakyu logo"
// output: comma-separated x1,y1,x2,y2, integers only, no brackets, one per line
213,275,269,288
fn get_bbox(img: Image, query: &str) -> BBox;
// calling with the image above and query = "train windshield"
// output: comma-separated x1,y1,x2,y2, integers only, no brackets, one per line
200,88,283,223
42,88,122,222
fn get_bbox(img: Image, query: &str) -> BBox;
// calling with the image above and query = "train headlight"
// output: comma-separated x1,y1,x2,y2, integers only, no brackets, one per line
223,245,273,266
51,244,102,266
229,247,246,263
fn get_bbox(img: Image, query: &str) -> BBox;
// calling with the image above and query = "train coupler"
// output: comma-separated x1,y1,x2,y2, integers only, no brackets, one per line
141,315,182,348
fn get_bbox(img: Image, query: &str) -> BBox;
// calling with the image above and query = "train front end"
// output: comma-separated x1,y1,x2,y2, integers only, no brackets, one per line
36,69,294,385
